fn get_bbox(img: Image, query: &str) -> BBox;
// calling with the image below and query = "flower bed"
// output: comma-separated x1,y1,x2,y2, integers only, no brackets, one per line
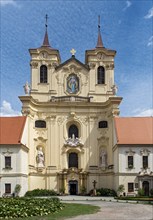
0,197,64,219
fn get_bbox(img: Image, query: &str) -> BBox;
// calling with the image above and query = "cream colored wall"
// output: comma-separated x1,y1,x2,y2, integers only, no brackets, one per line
29,46,117,103
20,44,123,193
29,176,46,190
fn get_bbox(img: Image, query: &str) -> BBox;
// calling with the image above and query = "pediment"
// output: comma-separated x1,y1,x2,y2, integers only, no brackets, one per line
55,56,89,72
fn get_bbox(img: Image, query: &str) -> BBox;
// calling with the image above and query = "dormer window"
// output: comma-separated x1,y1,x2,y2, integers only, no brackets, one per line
35,120,46,128
40,65,47,83
99,121,108,128
97,66,105,84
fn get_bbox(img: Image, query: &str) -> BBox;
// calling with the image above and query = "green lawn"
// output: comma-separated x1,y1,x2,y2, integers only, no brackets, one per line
10,203,100,220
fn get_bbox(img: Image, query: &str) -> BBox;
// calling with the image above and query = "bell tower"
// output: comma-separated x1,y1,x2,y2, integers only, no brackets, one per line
29,14,61,102
85,16,117,103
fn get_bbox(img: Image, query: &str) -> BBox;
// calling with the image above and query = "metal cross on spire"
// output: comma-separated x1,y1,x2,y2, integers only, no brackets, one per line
98,15,101,31
45,14,48,28
96,15,104,48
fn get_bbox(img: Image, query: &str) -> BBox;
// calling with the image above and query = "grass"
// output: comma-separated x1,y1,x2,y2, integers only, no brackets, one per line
10,203,100,220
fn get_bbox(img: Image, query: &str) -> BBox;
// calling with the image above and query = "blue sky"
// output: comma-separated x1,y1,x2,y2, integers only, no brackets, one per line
0,0,153,117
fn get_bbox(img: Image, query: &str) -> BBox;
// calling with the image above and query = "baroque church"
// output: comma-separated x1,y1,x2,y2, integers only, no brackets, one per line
0,19,153,197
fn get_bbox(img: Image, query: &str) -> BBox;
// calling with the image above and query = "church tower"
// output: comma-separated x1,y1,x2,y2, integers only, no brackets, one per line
19,16,122,194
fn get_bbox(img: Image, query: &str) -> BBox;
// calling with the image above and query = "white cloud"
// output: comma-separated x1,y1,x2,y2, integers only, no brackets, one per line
0,100,21,116
133,108,153,117
123,1,132,11
144,7,153,19
147,36,153,47
0,0,17,7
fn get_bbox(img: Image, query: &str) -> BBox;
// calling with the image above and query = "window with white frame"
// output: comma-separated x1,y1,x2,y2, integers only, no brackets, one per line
5,156,11,168
142,156,148,169
128,183,134,192
128,156,133,169
5,183,11,194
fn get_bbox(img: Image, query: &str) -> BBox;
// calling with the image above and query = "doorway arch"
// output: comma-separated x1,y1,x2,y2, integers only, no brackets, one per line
143,181,149,196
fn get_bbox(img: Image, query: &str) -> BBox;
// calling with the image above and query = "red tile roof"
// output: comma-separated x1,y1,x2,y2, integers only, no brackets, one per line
114,117,153,145
0,116,26,145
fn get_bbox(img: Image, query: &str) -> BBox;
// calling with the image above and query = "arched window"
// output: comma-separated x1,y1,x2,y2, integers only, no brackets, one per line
69,152,78,168
99,121,108,128
40,65,47,83
68,124,78,138
35,120,46,128
97,66,105,84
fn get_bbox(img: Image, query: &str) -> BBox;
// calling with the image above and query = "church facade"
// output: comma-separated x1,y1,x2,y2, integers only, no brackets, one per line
0,22,153,197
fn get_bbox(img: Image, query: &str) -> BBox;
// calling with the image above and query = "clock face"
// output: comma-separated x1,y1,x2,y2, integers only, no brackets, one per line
67,74,79,94
40,52,48,59
97,52,105,60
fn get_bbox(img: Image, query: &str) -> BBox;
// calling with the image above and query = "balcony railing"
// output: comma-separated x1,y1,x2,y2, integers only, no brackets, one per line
51,96,92,102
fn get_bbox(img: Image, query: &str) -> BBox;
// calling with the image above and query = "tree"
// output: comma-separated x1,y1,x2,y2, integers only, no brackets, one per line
117,184,125,196
14,184,21,197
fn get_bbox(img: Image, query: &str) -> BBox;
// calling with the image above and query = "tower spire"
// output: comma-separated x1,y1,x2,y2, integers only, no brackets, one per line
96,15,104,48
42,14,50,47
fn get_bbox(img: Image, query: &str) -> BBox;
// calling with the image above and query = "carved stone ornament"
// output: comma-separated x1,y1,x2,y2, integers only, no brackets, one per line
64,134,83,148
140,149,150,156
89,62,96,69
52,62,58,68
57,116,66,125
125,149,135,156
30,62,38,69
139,168,152,176
2,149,13,155
106,63,114,70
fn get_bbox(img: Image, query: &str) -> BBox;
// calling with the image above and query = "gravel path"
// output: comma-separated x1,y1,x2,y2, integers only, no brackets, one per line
58,196,153,220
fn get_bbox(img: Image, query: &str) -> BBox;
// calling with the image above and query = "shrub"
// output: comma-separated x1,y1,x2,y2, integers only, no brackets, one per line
138,188,145,196
150,189,153,196
80,186,87,195
117,185,125,193
24,188,57,197
96,188,117,197
0,197,64,219
14,184,21,197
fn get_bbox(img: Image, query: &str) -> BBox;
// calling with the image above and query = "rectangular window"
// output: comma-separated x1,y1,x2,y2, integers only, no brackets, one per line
5,156,11,168
128,156,133,168
128,183,134,192
5,184,11,194
143,156,148,168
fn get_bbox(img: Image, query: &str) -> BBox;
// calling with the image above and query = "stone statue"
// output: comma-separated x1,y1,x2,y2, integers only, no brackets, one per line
111,84,118,95
24,81,30,95
37,147,44,167
100,150,107,168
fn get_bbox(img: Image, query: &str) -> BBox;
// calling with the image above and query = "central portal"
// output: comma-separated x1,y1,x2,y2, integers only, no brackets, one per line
69,180,78,195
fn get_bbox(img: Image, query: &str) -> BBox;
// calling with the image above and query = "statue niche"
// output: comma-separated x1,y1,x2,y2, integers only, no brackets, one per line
100,149,107,169
36,147,45,168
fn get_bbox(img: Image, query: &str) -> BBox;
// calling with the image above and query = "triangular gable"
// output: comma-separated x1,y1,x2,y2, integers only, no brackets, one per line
55,56,89,71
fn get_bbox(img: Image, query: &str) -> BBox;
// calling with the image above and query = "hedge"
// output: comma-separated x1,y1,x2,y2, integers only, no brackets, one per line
0,197,64,219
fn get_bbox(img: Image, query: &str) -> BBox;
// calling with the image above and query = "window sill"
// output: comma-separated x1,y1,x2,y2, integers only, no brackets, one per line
38,83,49,85
3,167,13,170
95,84,106,86
126,167,135,170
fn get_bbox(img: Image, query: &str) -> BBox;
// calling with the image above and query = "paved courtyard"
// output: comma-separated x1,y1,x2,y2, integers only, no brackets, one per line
58,196,153,220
